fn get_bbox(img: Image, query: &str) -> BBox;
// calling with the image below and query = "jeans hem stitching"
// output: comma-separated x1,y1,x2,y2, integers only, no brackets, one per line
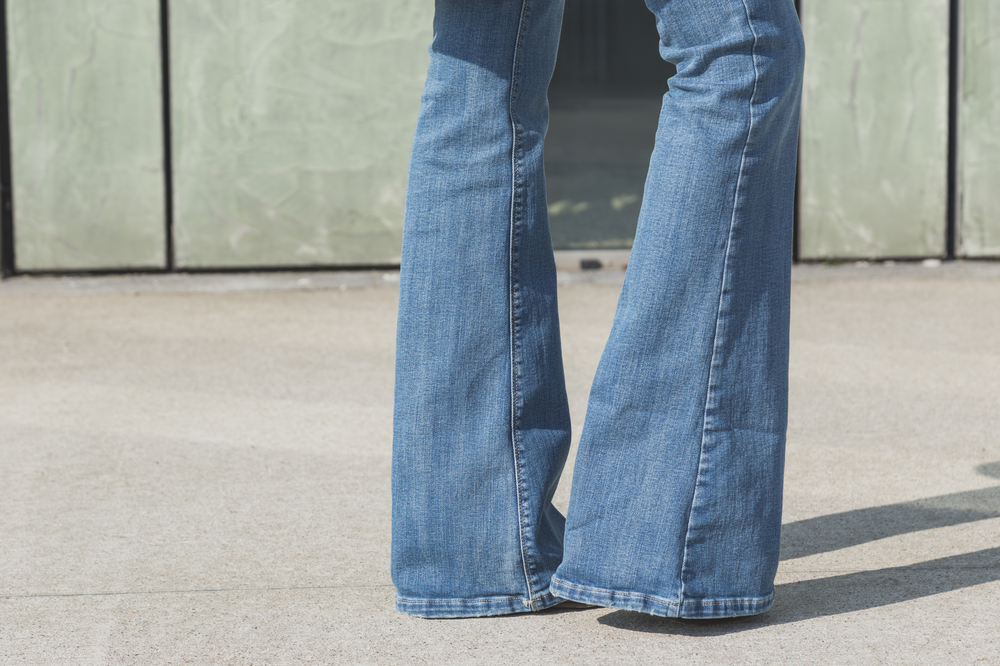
550,577,774,618
395,591,563,618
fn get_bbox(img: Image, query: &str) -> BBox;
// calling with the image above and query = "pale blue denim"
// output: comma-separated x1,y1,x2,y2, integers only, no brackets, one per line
392,0,804,619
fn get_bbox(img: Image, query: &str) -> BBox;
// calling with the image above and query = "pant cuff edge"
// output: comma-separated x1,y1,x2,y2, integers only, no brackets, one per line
549,576,774,619
395,591,563,618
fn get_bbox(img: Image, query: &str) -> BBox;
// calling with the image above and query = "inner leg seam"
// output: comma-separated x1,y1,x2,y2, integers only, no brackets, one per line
507,0,537,605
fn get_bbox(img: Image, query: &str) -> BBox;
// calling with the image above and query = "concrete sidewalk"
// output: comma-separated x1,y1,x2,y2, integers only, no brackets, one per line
1,263,998,664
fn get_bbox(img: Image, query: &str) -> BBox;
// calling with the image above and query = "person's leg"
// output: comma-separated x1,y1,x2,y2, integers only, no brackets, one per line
550,0,805,618
391,0,569,618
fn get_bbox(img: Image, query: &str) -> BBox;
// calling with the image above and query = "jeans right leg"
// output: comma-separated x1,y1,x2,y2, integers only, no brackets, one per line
550,0,805,619
391,0,570,619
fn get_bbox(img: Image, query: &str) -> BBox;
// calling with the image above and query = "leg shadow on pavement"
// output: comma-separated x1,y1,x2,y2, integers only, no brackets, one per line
597,463,1000,635
599,547,1000,635
780,461,1000,560
780,482,1000,561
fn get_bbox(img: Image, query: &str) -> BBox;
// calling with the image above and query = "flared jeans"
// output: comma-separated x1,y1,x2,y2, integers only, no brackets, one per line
392,0,805,619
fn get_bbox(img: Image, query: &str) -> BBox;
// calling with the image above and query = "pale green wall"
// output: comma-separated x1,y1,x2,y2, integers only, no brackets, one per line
170,0,432,268
8,0,166,271
7,1,995,269
960,1,1000,257
799,0,949,259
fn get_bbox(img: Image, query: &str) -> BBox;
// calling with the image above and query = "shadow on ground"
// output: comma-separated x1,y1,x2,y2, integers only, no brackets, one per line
780,461,1000,560
599,547,1000,635
596,462,1000,635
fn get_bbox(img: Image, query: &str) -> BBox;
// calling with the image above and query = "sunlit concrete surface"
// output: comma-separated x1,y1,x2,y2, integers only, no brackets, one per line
2,261,998,664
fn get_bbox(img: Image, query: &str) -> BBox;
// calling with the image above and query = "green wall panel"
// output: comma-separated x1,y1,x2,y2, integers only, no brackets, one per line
960,1,1000,256
8,0,166,271
799,0,949,259
171,1,432,268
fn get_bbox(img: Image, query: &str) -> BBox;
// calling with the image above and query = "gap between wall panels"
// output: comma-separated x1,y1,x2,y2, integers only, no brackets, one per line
946,0,962,259
792,0,801,263
0,0,15,277
160,0,175,271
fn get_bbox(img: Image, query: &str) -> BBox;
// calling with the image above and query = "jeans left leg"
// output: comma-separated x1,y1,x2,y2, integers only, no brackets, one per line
391,0,570,618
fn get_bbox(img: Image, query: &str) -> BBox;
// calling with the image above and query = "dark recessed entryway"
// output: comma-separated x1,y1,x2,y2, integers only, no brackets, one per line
545,0,675,251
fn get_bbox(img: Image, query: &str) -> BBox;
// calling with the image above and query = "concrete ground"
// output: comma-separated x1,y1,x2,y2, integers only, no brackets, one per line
1,261,999,664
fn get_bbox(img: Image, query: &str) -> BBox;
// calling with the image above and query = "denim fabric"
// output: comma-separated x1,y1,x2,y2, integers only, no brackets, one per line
392,0,804,619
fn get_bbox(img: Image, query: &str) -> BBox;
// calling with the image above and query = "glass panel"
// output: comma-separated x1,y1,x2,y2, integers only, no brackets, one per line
960,0,1000,256
170,1,432,268
799,0,948,259
8,0,166,270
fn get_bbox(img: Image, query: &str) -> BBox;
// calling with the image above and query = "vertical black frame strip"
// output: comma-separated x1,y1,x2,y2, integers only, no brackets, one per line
945,0,961,259
792,0,801,263
160,0,175,271
793,136,801,263
0,0,15,277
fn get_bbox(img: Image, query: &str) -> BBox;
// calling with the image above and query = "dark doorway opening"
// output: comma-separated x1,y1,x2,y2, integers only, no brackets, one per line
545,0,674,251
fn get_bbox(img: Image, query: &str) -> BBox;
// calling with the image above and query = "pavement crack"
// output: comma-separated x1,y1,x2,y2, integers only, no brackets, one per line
0,583,394,600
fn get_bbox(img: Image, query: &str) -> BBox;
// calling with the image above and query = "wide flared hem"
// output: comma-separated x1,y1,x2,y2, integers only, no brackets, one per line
549,576,774,619
396,590,564,618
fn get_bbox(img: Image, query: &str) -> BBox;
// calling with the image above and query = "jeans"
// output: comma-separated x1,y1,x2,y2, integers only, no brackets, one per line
392,0,804,619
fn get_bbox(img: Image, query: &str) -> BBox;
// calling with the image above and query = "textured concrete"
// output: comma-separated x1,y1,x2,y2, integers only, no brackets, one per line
2,262,999,664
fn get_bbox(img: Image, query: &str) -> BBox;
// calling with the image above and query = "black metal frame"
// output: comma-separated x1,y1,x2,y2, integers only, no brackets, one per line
792,0,802,263
945,0,961,259
160,0,175,271
0,0,14,277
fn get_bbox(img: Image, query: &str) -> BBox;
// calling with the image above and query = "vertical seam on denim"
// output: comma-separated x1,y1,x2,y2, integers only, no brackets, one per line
678,0,761,604
507,0,537,606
